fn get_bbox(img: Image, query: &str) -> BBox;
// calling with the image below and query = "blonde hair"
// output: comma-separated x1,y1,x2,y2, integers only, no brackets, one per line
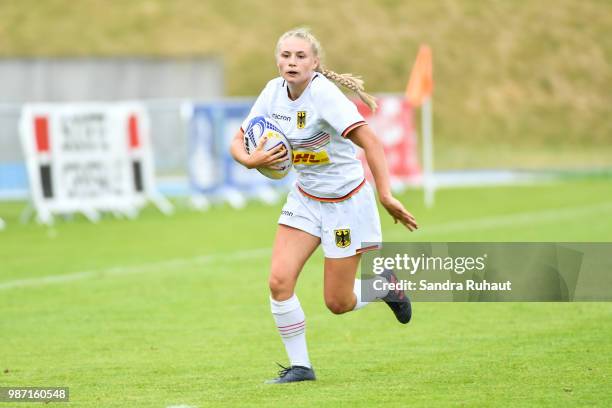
276,27,377,112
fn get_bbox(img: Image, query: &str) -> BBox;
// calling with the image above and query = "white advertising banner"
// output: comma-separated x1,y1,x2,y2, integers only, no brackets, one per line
20,103,171,224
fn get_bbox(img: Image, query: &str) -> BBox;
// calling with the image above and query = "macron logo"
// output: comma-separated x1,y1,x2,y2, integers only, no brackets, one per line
272,113,291,122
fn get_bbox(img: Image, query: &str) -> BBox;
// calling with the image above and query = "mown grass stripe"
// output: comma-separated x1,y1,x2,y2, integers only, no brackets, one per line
2,202,610,291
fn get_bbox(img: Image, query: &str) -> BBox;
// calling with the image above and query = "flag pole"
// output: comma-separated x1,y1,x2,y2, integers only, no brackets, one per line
406,45,435,207
422,96,435,207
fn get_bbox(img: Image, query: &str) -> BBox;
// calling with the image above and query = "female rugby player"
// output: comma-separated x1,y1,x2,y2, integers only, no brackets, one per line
230,28,418,384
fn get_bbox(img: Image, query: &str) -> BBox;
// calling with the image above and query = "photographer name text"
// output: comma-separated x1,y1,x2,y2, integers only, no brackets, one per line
375,279,512,292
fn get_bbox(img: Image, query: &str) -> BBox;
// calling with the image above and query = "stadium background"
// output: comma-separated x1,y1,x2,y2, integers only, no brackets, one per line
1,1,611,407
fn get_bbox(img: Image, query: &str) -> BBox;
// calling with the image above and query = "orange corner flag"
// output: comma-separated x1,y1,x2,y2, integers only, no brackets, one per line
405,45,433,107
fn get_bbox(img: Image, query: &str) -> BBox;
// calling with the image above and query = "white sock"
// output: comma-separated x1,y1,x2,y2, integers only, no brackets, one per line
353,279,369,311
353,278,390,311
270,294,311,368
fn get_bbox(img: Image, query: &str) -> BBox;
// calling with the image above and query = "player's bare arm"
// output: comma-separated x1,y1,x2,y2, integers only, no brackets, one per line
348,125,418,231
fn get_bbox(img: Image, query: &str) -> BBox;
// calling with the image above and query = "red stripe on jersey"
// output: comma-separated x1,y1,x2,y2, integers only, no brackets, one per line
341,121,366,138
297,179,366,203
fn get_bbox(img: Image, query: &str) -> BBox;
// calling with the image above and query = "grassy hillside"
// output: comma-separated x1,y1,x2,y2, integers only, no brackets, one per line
0,0,611,168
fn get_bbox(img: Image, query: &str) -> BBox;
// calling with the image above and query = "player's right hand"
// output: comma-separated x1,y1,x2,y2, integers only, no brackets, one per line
246,136,288,169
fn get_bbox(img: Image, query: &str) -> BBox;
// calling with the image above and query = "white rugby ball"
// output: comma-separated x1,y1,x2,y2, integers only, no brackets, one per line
243,115,293,179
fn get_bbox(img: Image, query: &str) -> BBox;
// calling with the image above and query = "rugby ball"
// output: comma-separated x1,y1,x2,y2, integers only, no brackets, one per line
243,115,293,179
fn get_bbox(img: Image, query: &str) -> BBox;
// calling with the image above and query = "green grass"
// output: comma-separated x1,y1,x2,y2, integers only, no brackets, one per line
0,0,611,168
1,179,612,407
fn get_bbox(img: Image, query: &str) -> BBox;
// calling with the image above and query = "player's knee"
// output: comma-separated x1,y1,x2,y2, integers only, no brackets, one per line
268,273,292,299
268,274,284,292
325,296,353,315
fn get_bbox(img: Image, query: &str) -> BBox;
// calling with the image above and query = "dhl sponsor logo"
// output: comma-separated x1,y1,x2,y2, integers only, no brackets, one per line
292,150,330,165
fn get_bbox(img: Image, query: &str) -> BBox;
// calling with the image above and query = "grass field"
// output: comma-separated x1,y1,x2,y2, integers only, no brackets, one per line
1,179,611,407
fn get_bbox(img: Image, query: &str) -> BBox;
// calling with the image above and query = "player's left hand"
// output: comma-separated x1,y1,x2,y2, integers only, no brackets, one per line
380,195,418,231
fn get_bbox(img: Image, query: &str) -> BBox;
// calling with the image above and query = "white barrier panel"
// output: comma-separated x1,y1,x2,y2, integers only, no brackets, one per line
20,103,172,224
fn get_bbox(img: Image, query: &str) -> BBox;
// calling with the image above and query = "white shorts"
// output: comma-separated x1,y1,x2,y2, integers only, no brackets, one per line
278,181,382,258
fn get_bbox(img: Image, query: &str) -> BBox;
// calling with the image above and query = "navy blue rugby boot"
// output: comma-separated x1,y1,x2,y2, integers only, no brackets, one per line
380,269,412,324
265,363,316,384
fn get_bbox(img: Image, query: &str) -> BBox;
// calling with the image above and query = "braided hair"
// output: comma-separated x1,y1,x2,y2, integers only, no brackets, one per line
276,28,378,112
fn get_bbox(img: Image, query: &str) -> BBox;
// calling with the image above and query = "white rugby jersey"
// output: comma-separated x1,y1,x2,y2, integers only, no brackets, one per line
241,73,367,201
